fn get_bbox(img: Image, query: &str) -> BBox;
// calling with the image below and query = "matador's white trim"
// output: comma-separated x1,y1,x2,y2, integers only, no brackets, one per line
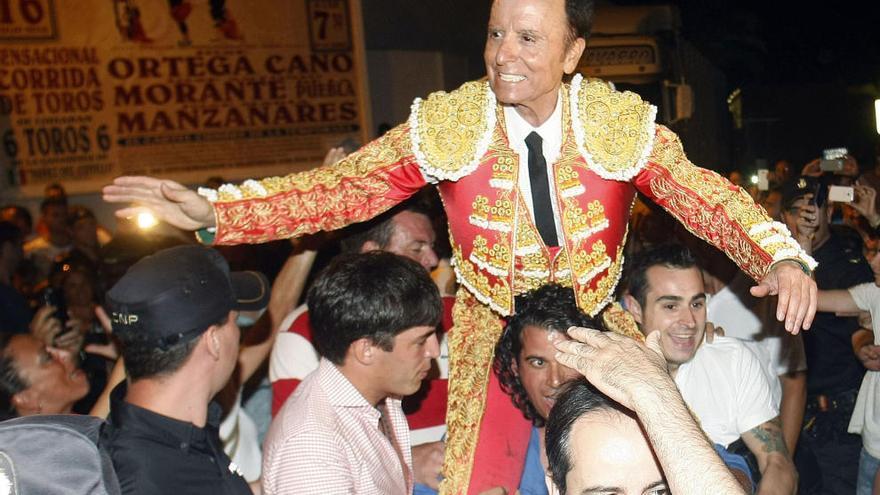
197,187,218,203
450,257,510,316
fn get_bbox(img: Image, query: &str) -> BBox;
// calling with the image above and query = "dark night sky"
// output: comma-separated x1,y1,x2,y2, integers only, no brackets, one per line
363,1,880,88
644,0,880,87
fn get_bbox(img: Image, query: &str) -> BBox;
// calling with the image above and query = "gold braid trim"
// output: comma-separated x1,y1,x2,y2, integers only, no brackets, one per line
646,126,807,280
206,125,412,202
440,288,505,495
208,125,416,244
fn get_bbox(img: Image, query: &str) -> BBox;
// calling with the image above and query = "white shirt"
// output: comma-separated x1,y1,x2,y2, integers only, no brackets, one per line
846,282,880,458
503,91,564,240
675,336,779,448
707,273,807,378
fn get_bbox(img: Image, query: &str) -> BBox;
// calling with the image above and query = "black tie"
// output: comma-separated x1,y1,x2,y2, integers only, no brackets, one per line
525,131,558,247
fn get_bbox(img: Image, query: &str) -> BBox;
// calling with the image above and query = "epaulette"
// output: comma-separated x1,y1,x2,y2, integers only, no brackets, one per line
569,74,657,181
408,80,496,182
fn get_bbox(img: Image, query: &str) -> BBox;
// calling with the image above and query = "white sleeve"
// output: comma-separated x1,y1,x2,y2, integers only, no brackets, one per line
848,282,880,316
736,342,780,435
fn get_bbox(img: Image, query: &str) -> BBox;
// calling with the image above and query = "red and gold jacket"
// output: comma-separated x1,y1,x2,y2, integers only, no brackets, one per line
200,75,815,317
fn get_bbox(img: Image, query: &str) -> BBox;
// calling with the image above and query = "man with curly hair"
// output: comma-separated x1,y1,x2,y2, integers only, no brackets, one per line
496,283,754,494
493,284,601,494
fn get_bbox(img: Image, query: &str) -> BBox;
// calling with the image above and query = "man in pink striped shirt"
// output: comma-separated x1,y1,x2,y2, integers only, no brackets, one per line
262,252,442,494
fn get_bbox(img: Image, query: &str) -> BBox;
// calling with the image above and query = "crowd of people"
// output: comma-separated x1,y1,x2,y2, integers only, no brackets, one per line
2,154,878,495
1,0,878,493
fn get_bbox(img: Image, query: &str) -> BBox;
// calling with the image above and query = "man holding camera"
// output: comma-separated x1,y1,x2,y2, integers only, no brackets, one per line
783,175,872,494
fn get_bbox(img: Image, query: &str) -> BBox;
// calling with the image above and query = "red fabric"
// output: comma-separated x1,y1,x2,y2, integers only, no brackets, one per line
403,379,448,430
468,371,532,493
271,378,302,417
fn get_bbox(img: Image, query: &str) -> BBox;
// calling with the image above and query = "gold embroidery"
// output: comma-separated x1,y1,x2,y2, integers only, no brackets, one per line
601,301,645,342
440,289,505,495
556,162,585,198
646,126,783,280
489,155,516,190
571,76,656,179
577,243,626,316
512,206,551,295
452,239,513,316
214,126,411,202
411,81,495,180
469,235,512,277
469,196,490,229
563,198,609,242
212,126,415,244
570,240,611,286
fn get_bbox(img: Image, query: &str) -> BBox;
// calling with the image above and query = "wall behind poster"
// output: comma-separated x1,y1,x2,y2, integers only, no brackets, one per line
0,0,370,196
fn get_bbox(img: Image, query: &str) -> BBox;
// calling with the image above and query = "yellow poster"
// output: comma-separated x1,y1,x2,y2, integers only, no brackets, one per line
0,0,370,195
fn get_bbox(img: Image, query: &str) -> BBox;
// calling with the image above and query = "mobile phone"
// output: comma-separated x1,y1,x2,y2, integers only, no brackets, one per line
41,288,69,344
823,147,848,160
828,185,854,203
819,159,844,172
757,169,769,191
821,148,848,173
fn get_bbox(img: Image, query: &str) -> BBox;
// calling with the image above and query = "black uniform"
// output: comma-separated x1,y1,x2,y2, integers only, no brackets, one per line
103,384,251,495
797,227,872,495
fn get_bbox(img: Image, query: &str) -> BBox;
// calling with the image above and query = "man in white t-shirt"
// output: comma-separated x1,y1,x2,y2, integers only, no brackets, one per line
817,276,880,495
700,247,808,455
624,244,797,494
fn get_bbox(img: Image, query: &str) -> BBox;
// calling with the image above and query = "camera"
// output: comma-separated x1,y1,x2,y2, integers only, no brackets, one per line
828,185,855,203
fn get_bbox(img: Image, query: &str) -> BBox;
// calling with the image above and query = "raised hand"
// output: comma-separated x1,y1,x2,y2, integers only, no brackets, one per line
554,327,669,411
103,176,215,231
852,183,880,225
751,261,817,334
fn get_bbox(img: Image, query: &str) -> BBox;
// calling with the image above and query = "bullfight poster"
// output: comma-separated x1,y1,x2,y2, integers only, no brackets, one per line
0,0,370,195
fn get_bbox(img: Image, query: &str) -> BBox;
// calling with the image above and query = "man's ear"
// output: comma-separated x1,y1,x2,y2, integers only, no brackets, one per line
349,337,375,366
563,37,586,74
623,293,644,325
203,326,222,361
360,240,380,253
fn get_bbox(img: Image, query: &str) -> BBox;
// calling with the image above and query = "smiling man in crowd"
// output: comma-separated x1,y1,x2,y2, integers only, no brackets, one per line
624,244,797,494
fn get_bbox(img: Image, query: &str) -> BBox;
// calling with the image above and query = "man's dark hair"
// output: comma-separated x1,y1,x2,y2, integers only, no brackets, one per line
0,333,27,420
564,0,594,43
40,196,67,213
0,221,23,250
546,379,631,495
307,252,441,365
626,243,698,307
339,200,432,254
115,313,227,381
495,284,603,427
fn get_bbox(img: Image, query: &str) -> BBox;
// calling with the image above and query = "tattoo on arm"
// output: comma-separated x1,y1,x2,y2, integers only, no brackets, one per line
748,417,790,457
